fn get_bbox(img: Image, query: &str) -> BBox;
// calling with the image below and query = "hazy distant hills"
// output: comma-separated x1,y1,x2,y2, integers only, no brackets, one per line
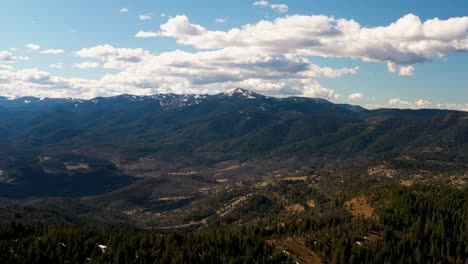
0,88,466,198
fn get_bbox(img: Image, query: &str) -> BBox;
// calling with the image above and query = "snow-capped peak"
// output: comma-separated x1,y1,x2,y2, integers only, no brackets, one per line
223,88,256,98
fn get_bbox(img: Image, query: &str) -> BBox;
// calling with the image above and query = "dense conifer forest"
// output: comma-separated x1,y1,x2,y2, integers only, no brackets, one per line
0,184,466,263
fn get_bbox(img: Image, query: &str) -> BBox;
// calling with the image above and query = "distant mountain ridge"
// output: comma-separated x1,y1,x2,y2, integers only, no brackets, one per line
0,88,466,198
0,88,362,111
0,88,466,157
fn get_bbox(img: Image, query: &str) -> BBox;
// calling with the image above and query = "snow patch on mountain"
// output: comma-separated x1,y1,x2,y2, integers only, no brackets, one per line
223,88,256,99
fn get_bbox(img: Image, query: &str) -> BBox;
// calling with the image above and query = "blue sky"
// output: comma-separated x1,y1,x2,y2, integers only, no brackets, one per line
0,0,467,110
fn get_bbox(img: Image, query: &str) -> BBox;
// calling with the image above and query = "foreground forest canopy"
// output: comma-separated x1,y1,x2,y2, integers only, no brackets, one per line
1,184,466,264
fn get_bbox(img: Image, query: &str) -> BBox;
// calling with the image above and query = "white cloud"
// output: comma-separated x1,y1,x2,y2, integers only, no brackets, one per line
271,4,288,13
389,98,432,108
49,63,64,69
74,44,356,99
0,67,103,98
0,64,14,70
76,44,120,58
253,1,269,7
161,13,166,18
76,44,148,69
25,43,40,51
73,62,99,69
0,51,13,61
215,17,229,24
13,56,30,61
15,68,61,85
414,99,431,107
135,31,160,38
387,62,414,76
120,8,128,13
40,49,65,55
387,63,398,73
348,93,364,100
398,66,415,76
363,98,468,111
147,14,468,74
389,98,411,106
139,15,152,21
0,65,160,99
434,103,468,112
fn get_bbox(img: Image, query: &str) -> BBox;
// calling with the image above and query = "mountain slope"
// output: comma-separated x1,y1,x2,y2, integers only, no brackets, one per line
0,88,466,199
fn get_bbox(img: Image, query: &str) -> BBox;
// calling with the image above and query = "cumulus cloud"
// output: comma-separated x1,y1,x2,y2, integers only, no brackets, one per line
253,1,269,7
0,65,160,99
15,68,57,84
146,14,468,73
0,64,14,71
40,49,65,55
7,43,348,99
135,31,160,38
79,44,355,99
139,15,152,21
398,66,415,76
387,62,415,76
389,98,432,108
348,93,364,100
389,98,411,106
414,99,431,106
0,51,28,62
0,51,13,61
73,62,99,69
76,44,148,69
25,43,40,51
271,4,288,13
120,8,128,13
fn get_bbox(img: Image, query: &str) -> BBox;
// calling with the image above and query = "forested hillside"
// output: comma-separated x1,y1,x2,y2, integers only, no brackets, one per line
0,89,466,199
0,184,466,264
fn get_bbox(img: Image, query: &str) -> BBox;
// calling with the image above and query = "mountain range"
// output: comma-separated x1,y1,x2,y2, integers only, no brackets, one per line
0,88,466,223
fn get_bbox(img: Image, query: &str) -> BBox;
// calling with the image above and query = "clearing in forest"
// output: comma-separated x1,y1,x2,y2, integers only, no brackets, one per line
344,195,376,219
280,176,308,182
268,237,322,264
